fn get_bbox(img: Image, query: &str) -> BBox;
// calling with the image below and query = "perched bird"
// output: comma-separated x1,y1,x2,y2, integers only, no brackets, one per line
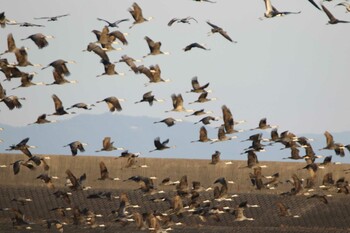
21,33,54,49
183,42,209,51
149,137,174,152
321,4,350,24
95,137,124,152
207,21,236,43
168,16,197,26
128,2,152,28
64,141,87,156
153,117,182,127
34,14,70,21
97,17,129,27
96,96,124,112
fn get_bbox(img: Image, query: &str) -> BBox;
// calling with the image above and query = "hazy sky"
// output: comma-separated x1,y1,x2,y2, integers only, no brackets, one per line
1,0,350,148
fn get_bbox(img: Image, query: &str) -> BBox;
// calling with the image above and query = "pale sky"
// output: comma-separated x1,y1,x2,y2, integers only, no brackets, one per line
1,0,350,141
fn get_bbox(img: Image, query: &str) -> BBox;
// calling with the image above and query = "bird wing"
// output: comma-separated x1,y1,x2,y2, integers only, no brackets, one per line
198,92,208,101
218,126,226,140
144,36,155,50
131,2,144,21
18,137,30,146
52,94,64,111
206,21,219,29
191,76,200,89
66,169,79,188
99,161,109,179
7,33,16,52
143,91,153,99
102,137,111,149
109,31,128,45
56,14,70,18
154,137,162,149
168,18,178,26
324,131,334,147
199,126,208,141
308,0,321,10
176,94,184,108
258,118,267,128
97,18,111,24
321,4,337,21
219,30,233,42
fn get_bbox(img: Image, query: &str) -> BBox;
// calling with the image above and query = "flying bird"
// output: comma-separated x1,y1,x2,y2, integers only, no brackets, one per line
128,2,152,28
64,141,87,156
183,42,209,51
28,114,56,125
66,103,95,110
188,76,210,93
42,59,75,76
97,17,129,27
143,36,169,57
6,137,35,158
168,17,198,26
137,64,170,85
21,33,54,49
207,21,236,43
153,117,182,127
191,126,211,143
48,94,75,116
34,14,70,21
96,96,124,112
149,137,174,152
262,0,301,19
211,126,237,143
0,95,25,110
321,4,350,24
336,2,350,13
134,91,163,106
95,137,124,152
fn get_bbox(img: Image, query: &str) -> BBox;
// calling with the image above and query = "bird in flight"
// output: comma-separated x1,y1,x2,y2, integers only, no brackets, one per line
97,18,129,27
207,21,237,43
34,14,70,21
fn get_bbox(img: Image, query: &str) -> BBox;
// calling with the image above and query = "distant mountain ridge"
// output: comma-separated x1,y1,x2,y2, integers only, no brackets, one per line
0,113,349,163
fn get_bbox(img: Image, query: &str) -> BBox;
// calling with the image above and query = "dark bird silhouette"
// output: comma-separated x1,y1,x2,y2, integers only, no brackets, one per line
128,2,152,28
64,141,87,156
283,147,304,160
183,42,209,51
149,137,174,152
0,95,25,110
153,117,182,127
211,126,237,143
11,160,35,175
11,72,44,90
48,94,75,116
207,21,236,43
83,42,109,62
21,33,53,49
321,4,350,24
97,59,124,77
97,17,129,27
262,0,301,19
251,117,277,131
66,102,94,110
138,64,170,84
221,105,245,134
0,58,23,81
193,0,216,3
307,0,321,10
65,169,86,190
10,22,45,27
143,36,169,57
320,131,346,156
117,55,140,73
166,93,192,112
185,108,213,117
6,137,35,158
191,126,211,143
34,14,70,21
168,16,198,26
189,91,216,104
42,59,75,76
28,114,56,125
0,12,16,28
95,137,124,152
210,150,221,164
96,96,124,112
194,116,219,125
98,161,119,180
188,76,210,93
135,91,163,106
